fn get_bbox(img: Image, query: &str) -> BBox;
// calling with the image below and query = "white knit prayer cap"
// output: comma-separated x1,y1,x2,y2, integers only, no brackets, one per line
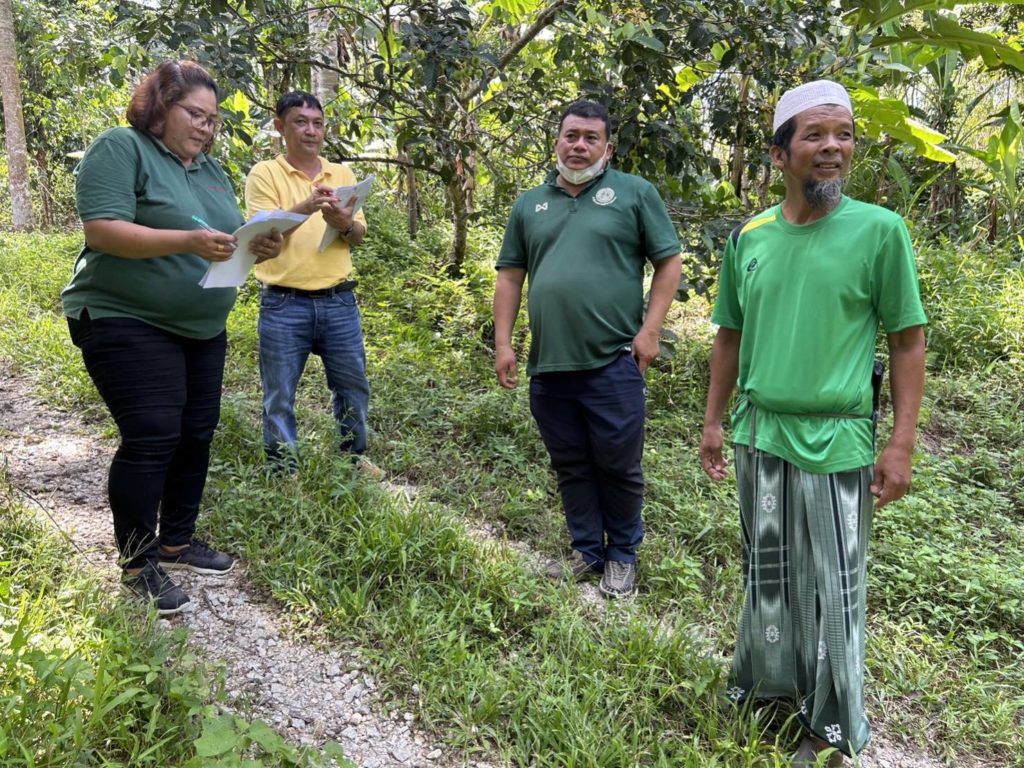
773,80,853,132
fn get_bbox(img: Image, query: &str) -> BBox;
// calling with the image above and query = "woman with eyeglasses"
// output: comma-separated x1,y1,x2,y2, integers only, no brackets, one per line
61,60,282,615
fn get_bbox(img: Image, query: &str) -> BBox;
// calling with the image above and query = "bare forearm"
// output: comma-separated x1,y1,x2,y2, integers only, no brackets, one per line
887,325,926,451
493,269,525,349
640,255,682,335
83,219,196,260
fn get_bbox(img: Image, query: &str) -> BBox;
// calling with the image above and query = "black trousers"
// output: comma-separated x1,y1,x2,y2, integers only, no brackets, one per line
68,311,226,569
529,353,646,567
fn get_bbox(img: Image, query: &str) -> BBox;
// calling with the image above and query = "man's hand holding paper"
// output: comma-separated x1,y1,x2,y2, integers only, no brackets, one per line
317,175,373,251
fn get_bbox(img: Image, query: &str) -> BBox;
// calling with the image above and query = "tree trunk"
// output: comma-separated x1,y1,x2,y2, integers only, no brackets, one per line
446,169,468,278
406,165,420,239
729,75,750,197
393,151,421,238
758,163,771,208
308,2,338,105
988,195,998,244
0,0,34,231
34,148,53,228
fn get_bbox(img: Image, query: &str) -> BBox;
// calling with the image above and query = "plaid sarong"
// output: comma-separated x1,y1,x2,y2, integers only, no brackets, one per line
727,448,874,756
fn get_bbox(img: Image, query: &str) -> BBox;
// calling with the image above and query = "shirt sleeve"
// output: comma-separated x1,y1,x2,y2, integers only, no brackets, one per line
637,183,682,262
710,235,744,330
244,161,281,218
495,199,527,270
871,218,928,332
75,130,140,223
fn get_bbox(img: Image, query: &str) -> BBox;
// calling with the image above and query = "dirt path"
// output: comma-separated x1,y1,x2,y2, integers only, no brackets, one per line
0,361,987,768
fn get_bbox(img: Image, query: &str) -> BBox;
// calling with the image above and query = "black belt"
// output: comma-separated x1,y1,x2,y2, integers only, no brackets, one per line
264,280,357,298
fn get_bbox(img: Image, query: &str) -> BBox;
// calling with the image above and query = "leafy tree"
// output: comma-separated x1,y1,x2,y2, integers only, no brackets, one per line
117,0,575,276
834,1,1024,239
3,0,130,229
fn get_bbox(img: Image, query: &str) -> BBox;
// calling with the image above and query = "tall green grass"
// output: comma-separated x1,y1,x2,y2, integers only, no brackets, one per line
1,219,1022,765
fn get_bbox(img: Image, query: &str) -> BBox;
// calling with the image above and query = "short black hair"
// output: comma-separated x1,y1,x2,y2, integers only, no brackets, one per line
275,90,323,118
772,117,797,154
558,100,612,141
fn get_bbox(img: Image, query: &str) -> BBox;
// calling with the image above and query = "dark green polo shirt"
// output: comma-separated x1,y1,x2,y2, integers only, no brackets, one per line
496,168,681,375
62,127,244,339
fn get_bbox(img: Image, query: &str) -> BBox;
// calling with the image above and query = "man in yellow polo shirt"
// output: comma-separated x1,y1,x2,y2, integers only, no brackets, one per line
245,91,372,471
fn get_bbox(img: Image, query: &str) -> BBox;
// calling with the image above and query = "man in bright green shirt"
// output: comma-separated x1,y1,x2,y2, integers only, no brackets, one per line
494,100,681,598
700,80,926,766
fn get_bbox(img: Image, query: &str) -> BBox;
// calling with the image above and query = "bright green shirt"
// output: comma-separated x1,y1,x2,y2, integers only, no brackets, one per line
496,168,681,375
62,127,244,339
712,196,927,473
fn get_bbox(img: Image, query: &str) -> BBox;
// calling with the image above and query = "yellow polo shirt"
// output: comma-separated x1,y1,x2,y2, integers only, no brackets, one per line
245,155,367,290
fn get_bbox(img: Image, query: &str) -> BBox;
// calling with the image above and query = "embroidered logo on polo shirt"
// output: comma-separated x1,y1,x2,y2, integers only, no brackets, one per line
535,202,549,213
593,187,616,206
747,258,758,272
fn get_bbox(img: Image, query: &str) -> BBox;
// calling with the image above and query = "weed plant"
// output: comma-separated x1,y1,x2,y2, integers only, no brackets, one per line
1,221,1022,765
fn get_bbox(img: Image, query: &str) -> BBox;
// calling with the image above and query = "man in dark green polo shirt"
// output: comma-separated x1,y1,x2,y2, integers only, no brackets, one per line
493,100,681,598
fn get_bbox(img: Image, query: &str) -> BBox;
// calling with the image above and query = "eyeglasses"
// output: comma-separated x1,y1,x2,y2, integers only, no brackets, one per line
173,102,223,132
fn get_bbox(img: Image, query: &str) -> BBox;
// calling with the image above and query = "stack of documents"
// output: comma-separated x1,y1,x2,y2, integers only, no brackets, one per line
199,210,308,289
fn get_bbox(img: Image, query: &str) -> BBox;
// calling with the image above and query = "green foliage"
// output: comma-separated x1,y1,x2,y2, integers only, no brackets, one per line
3,225,1024,765
954,103,1024,234
0,232,99,412
7,0,131,229
0,483,352,767
916,241,1024,372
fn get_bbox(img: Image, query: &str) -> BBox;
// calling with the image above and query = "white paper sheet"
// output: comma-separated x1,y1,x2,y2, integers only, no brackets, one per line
317,175,375,252
199,210,309,289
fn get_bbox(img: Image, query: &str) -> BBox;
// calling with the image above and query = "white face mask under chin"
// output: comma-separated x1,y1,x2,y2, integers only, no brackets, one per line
557,152,608,185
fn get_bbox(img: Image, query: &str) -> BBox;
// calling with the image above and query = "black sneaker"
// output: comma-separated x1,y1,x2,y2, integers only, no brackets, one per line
159,539,235,575
123,562,190,616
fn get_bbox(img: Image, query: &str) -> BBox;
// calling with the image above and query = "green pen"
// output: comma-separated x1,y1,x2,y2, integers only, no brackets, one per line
191,215,217,231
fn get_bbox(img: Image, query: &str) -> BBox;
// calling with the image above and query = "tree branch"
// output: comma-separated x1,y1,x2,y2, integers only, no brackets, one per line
460,0,572,104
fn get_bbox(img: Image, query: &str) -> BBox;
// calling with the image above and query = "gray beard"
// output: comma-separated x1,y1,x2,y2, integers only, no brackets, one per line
803,178,845,211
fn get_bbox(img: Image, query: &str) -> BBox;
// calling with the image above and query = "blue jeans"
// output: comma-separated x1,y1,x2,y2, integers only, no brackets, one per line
529,353,647,566
258,288,370,459
68,311,225,569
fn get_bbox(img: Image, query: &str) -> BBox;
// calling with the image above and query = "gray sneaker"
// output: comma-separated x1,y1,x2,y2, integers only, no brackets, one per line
545,550,597,582
599,560,636,597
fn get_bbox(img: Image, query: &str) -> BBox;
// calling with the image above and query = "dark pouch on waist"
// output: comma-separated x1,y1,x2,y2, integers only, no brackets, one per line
871,359,885,425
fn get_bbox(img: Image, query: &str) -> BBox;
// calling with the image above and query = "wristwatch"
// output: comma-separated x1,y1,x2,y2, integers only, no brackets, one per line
342,223,355,238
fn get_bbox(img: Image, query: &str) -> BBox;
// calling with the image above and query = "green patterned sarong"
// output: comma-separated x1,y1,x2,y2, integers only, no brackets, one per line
728,448,873,756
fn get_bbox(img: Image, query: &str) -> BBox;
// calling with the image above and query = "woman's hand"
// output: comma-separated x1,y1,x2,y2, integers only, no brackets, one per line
251,228,284,264
190,228,238,262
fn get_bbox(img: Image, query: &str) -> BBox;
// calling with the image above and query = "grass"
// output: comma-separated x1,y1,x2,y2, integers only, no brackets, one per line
1,216,1022,766
0,476,348,767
